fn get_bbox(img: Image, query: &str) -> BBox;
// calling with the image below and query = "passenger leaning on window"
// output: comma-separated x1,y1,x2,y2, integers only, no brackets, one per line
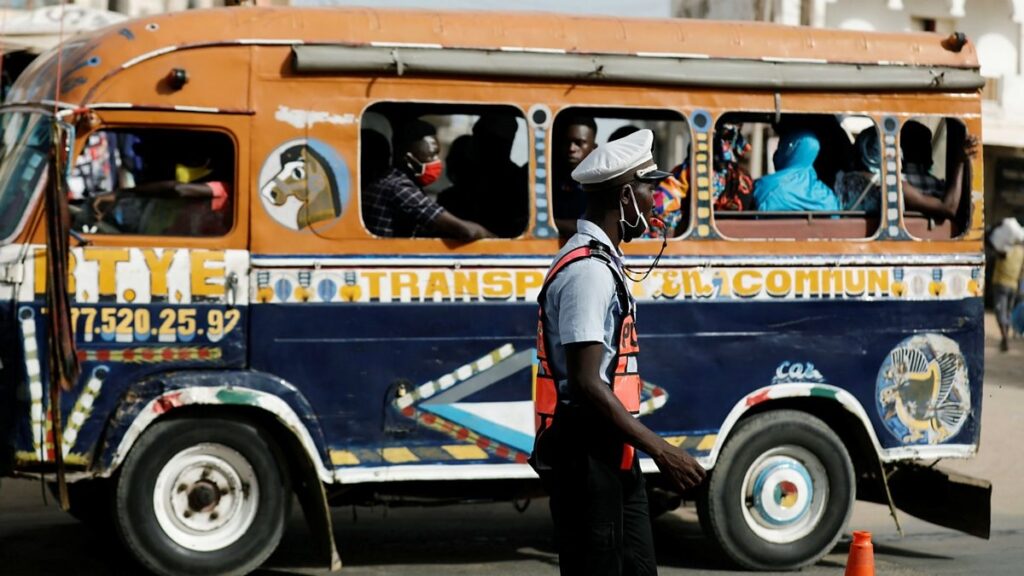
753,130,839,212
835,125,978,221
900,121,979,221
362,120,495,240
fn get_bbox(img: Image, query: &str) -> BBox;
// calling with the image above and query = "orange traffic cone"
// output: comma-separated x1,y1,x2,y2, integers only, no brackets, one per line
844,530,875,576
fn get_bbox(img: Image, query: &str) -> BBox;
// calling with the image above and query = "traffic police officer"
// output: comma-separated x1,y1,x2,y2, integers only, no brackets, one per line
531,129,706,575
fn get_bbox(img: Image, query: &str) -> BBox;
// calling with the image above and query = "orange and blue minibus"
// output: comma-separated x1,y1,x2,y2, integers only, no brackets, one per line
0,7,990,575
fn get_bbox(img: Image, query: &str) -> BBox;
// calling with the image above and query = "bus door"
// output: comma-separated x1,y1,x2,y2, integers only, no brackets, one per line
26,115,252,465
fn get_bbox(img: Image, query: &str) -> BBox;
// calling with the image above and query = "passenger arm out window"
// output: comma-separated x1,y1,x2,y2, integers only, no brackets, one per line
69,128,235,237
900,117,974,240
359,103,529,239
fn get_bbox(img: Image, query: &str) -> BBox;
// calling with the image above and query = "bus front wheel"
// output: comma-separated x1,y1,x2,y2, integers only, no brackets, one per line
698,409,855,571
113,418,290,576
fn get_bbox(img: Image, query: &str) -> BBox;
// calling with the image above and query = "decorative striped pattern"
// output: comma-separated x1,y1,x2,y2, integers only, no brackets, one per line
663,433,718,454
879,115,911,240
18,307,45,460
330,345,670,467
402,405,530,464
330,435,528,467
528,104,557,239
690,109,717,239
394,345,514,411
61,367,107,457
76,347,222,363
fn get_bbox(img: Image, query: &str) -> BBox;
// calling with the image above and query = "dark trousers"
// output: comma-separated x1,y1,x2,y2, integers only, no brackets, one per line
545,454,658,576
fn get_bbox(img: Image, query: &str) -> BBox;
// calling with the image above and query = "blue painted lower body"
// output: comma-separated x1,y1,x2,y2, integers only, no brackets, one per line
0,293,984,474
249,297,985,468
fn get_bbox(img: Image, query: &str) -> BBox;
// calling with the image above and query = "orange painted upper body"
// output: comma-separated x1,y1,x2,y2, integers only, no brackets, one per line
4,7,984,257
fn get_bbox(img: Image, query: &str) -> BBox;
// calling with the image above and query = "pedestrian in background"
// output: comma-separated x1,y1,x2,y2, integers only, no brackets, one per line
992,221,1024,351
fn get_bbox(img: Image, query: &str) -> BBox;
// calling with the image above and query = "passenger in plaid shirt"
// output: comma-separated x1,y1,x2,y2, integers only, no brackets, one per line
362,120,494,239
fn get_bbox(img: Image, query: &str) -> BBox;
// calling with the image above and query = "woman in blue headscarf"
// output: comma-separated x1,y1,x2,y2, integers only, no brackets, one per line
753,130,839,212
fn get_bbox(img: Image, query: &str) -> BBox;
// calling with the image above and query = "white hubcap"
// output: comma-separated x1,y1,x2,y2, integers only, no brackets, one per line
153,443,259,552
739,445,828,544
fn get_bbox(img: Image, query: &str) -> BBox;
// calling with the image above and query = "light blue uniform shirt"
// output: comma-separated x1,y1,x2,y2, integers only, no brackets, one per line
542,219,631,407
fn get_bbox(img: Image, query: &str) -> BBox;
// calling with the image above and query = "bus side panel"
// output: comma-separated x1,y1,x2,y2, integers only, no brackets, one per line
248,273,983,476
638,297,985,453
249,300,539,469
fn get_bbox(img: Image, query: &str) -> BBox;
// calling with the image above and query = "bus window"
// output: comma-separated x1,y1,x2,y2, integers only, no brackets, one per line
713,113,879,240
900,117,973,240
69,128,234,237
550,108,691,240
360,103,529,239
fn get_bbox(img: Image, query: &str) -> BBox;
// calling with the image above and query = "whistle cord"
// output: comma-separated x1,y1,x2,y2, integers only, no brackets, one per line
623,233,668,283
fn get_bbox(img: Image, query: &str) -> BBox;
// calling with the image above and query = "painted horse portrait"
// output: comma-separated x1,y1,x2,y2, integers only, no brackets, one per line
260,143,341,230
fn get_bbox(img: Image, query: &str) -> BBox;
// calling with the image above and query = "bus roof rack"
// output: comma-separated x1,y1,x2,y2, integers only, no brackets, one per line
292,44,985,92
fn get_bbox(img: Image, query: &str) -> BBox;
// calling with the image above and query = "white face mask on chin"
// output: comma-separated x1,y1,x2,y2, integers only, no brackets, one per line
619,185,649,243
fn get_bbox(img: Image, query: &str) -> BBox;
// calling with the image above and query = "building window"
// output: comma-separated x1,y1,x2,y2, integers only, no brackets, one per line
360,102,529,239
911,16,954,35
69,128,234,237
550,107,691,240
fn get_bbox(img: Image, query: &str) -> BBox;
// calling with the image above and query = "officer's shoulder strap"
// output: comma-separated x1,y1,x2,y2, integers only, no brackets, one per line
586,241,631,304
538,240,623,302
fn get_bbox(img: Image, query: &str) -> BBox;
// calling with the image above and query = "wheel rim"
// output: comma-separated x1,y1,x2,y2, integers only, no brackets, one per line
739,445,828,544
153,443,259,552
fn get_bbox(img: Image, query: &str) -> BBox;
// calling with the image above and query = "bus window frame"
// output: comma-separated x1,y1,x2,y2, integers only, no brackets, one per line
708,111,884,242
69,120,242,244
547,104,695,242
898,115,970,242
357,99,532,241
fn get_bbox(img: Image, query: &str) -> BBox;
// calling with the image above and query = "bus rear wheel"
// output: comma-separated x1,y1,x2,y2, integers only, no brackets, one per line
113,418,290,576
698,410,855,571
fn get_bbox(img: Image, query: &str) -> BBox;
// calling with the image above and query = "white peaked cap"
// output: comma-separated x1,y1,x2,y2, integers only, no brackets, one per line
570,128,670,191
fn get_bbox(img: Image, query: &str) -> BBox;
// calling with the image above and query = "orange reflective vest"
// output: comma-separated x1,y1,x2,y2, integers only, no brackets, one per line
534,241,641,471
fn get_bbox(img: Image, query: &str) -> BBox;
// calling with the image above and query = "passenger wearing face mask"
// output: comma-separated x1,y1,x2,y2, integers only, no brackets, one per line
363,119,495,239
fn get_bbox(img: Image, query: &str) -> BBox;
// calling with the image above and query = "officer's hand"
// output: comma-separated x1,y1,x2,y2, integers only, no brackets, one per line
653,443,706,492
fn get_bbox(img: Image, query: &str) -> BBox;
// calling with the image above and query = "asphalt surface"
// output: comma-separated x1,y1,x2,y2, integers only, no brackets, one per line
1,313,1021,575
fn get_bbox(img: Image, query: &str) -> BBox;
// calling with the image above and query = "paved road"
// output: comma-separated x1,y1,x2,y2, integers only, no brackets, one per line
1,315,1021,575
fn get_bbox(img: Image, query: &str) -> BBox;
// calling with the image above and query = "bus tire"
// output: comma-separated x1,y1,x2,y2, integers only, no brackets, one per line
113,418,290,576
699,409,854,571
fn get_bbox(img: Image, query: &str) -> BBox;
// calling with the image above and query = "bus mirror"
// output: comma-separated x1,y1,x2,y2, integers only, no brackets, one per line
166,68,189,91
